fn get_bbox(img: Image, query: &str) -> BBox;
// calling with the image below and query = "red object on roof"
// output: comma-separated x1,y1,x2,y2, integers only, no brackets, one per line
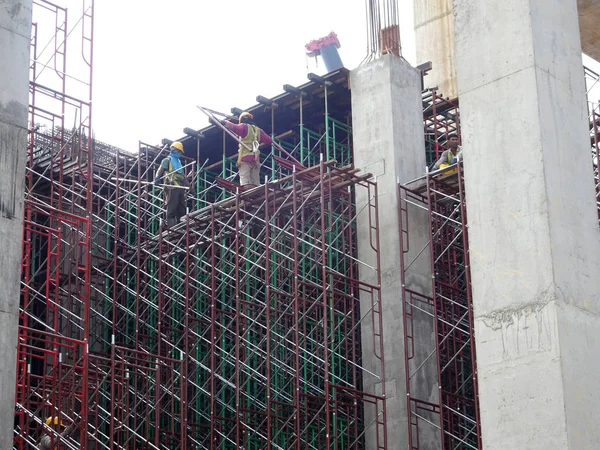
305,32,341,56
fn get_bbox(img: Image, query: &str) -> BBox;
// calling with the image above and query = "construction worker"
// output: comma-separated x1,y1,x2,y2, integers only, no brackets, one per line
220,112,273,187
38,416,77,450
154,141,194,227
433,133,463,170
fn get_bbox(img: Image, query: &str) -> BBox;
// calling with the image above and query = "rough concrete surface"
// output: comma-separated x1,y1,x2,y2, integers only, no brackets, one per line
0,1,33,449
351,54,440,450
454,0,600,447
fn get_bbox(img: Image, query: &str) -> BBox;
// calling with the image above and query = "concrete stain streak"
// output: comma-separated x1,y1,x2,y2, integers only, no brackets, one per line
0,117,25,219
414,10,452,30
479,285,556,331
8,1,20,18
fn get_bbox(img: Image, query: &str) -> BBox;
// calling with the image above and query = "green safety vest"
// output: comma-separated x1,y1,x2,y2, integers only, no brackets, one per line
239,125,260,159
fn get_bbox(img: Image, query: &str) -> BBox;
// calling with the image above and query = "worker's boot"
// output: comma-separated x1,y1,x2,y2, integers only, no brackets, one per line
167,217,178,228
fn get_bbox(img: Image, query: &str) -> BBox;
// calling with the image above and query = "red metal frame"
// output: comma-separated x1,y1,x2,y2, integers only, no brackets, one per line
18,1,94,448
423,91,460,168
399,163,481,450
87,158,387,449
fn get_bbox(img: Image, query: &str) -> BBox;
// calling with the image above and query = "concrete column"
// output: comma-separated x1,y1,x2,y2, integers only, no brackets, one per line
0,0,32,447
414,0,457,97
454,0,600,448
351,54,439,449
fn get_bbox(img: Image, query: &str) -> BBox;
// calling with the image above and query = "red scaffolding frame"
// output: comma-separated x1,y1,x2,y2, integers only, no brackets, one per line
399,162,481,450
19,5,388,441
81,152,388,449
17,0,94,448
585,65,600,221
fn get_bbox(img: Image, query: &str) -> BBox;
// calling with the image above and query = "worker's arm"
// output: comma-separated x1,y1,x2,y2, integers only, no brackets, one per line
154,158,169,184
432,150,449,170
223,121,246,136
62,423,76,438
38,434,52,450
259,129,273,147
38,424,76,450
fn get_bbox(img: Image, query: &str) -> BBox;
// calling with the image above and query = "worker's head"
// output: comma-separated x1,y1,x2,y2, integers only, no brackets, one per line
447,133,460,150
170,141,184,158
239,112,254,125
45,416,65,430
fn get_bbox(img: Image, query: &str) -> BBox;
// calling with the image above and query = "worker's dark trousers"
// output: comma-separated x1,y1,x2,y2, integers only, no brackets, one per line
166,188,186,227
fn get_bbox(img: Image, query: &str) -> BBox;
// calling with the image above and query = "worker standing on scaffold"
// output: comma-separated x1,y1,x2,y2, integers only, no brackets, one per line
433,133,463,171
154,141,194,227
220,112,273,188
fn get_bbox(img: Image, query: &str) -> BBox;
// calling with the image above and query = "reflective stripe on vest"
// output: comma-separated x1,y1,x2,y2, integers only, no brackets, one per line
238,124,260,159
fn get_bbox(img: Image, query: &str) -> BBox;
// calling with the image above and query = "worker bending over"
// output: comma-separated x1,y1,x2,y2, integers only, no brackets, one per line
433,133,463,170
38,416,77,450
154,141,194,227
221,112,273,187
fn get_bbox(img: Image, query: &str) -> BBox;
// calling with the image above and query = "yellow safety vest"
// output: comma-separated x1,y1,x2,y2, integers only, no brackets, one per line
446,149,461,164
238,125,260,159
165,158,186,187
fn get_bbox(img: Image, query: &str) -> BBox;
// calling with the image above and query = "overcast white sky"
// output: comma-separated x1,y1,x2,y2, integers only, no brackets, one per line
91,1,416,151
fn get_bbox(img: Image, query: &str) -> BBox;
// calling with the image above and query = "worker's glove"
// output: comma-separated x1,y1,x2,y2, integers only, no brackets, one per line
153,177,162,186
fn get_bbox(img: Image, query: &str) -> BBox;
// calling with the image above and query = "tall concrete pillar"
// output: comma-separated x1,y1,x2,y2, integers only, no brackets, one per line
0,0,32,447
414,0,457,97
454,0,600,448
351,54,439,449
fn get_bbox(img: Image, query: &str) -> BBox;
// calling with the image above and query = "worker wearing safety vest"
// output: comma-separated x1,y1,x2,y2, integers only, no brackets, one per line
37,416,77,450
221,112,273,187
154,141,194,227
433,133,463,170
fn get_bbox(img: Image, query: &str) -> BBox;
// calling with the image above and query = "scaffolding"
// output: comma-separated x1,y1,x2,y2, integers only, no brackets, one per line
422,91,460,169
16,0,94,449
400,65,600,450
17,2,388,448
84,156,387,449
399,163,481,450
585,65,600,220
18,2,599,448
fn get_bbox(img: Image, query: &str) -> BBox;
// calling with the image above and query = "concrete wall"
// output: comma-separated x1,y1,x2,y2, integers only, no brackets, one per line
0,0,32,447
416,0,600,100
351,54,439,450
414,0,457,98
454,0,600,448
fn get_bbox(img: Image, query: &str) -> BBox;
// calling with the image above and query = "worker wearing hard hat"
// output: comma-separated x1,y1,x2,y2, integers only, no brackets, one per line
433,133,463,171
154,141,194,227
220,112,273,187
37,416,77,450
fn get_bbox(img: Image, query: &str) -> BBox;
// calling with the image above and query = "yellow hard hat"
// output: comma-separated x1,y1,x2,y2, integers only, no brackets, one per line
238,112,253,124
170,141,184,153
45,416,65,427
